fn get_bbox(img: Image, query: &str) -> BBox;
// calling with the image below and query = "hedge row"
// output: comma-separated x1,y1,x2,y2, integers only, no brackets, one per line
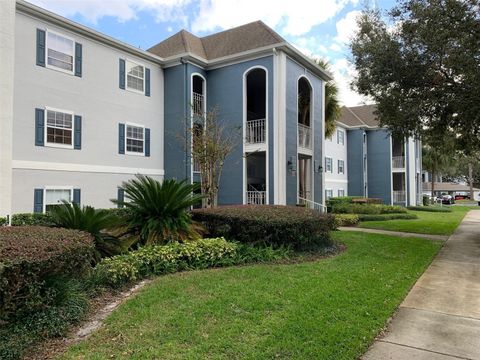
332,203,407,215
358,213,418,221
192,205,336,248
334,214,360,227
406,206,452,213
0,226,94,320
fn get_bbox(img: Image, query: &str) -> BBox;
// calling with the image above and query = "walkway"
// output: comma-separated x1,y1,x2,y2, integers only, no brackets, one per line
339,226,448,242
362,210,480,360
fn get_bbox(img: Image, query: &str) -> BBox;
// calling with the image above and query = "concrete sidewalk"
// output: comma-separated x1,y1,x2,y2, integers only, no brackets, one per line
363,210,480,360
339,226,448,242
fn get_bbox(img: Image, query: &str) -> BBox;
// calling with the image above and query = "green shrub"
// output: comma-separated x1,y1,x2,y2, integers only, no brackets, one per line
192,205,336,249
10,213,55,226
407,206,452,213
0,226,94,321
114,175,203,245
94,238,237,287
358,213,418,221
332,203,407,215
422,195,430,206
0,217,7,226
334,214,360,227
351,197,383,204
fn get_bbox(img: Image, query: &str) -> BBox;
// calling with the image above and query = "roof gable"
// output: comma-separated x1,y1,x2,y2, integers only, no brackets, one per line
338,104,380,128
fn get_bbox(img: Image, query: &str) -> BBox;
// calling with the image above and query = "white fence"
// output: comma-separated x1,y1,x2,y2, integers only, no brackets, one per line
297,196,327,213
392,156,405,168
393,190,406,203
246,191,266,205
298,124,312,149
246,119,266,144
192,92,204,117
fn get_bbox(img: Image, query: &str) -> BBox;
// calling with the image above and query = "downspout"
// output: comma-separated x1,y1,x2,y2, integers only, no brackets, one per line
181,57,188,180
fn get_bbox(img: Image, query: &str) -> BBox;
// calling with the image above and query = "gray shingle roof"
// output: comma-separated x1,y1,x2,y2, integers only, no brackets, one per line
337,104,380,128
148,21,285,60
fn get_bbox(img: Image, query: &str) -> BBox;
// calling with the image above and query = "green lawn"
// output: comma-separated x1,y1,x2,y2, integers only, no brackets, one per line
359,206,472,235
62,232,441,360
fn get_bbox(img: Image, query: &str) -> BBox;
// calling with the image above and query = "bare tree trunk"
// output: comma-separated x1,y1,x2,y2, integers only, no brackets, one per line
468,162,474,200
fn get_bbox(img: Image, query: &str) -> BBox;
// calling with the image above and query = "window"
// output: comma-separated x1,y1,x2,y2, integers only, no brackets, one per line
338,160,345,174
46,108,73,147
46,31,74,73
325,157,333,173
337,129,345,145
338,189,345,197
325,189,333,199
126,124,144,154
45,188,72,212
126,60,144,92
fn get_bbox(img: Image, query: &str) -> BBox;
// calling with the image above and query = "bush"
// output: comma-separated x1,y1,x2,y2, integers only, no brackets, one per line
334,214,360,227
407,206,452,213
0,226,94,320
422,195,430,206
351,198,383,204
358,213,418,221
332,203,407,215
192,205,336,249
0,217,7,226
10,213,55,226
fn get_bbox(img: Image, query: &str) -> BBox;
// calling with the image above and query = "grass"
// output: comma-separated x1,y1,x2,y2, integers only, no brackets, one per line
358,206,472,235
62,232,441,360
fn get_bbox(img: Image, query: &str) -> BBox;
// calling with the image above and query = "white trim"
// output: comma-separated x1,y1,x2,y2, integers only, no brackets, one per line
389,135,393,205
190,72,207,182
12,160,164,175
125,122,145,156
43,186,73,213
325,179,349,184
44,106,75,149
45,28,75,75
124,58,145,95
325,157,333,173
321,80,326,207
243,65,269,205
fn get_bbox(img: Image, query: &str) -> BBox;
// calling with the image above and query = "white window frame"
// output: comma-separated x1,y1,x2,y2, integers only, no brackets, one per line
43,186,73,213
325,189,333,200
44,106,75,149
45,29,75,75
337,129,345,145
125,58,145,95
338,159,345,174
125,122,145,156
338,189,345,197
325,157,333,173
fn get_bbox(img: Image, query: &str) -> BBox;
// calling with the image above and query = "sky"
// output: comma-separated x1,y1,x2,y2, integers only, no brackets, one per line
28,0,396,106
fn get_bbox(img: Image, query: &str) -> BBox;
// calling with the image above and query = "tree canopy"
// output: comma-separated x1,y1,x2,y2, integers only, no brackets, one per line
350,0,480,152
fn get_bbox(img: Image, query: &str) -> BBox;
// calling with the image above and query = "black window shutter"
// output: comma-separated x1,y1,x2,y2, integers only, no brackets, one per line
74,115,82,149
119,59,125,89
145,68,150,96
73,189,81,205
119,123,125,154
117,188,124,208
36,29,45,67
33,189,44,213
145,128,150,157
74,43,82,77
35,108,45,146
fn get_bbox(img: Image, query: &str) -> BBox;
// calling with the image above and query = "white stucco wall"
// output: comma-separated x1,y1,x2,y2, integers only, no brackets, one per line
324,125,348,197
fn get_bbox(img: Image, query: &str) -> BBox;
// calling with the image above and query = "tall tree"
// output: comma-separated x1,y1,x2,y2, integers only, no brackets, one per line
350,0,480,152
315,59,341,138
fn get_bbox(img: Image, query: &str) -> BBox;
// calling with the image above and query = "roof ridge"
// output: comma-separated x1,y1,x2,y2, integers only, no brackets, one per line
256,20,285,42
179,29,189,53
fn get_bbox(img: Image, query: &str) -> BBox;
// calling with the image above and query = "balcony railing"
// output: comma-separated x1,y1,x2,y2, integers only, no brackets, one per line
393,190,406,203
246,119,266,144
297,196,327,213
298,123,312,149
246,191,266,205
392,156,405,168
192,92,204,117
193,157,201,173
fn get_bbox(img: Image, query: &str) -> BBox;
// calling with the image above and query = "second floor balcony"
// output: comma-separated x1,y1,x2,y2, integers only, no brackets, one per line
392,155,405,169
246,118,266,144
298,123,312,149
192,92,204,117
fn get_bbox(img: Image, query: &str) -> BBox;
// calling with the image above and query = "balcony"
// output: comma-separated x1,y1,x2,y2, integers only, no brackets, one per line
393,190,406,203
192,92,204,117
246,118,266,144
246,190,266,205
193,157,201,173
392,156,405,168
298,123,312,149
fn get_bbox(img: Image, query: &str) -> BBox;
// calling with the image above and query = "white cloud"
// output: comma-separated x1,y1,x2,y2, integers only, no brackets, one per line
28,0,191,24
191,0,358,36
331,58,370,106
333,10,361,45
329,43,342,52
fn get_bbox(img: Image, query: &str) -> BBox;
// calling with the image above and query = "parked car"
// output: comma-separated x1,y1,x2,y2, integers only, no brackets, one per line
438,194,455,205
455,195,470,200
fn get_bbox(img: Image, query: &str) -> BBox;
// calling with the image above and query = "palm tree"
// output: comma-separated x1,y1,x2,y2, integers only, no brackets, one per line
422,145,455,199
314,59,341,138
49,201,129,262
113,175,203,245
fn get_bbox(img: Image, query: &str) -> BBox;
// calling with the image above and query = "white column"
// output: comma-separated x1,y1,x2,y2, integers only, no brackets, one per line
407,137,416,206
0,1,15,217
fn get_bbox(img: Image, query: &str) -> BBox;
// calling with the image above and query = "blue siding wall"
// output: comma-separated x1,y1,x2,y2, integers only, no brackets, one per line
367,129,392,204
285,57,324,205
347,129,365,196
207,56,274,205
